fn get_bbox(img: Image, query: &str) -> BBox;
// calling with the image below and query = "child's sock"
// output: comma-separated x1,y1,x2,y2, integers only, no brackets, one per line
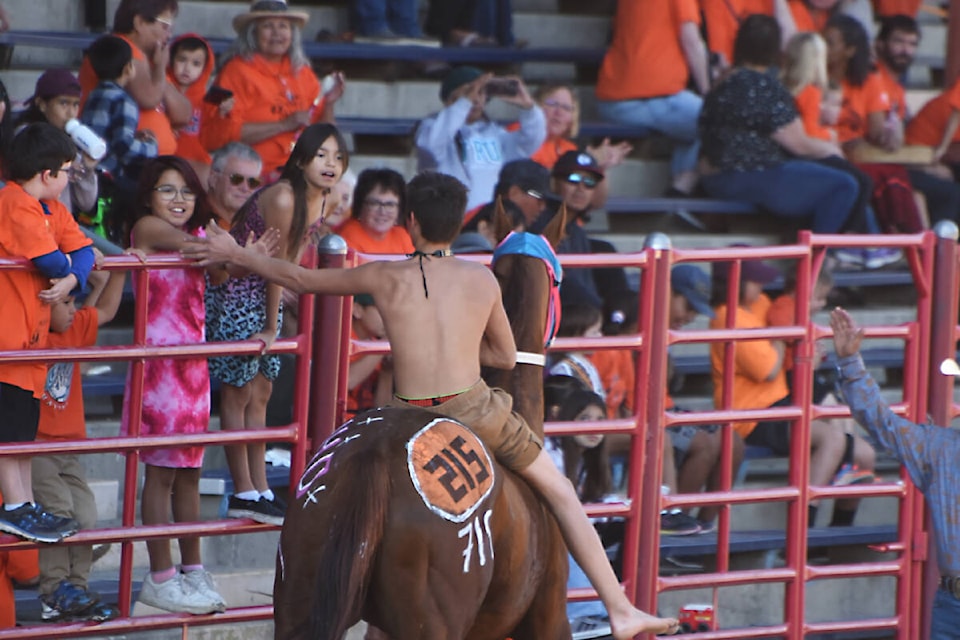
151,567,177,584
235,490,259,501
181,564,204,573
260,489,275,502
3,502,26,511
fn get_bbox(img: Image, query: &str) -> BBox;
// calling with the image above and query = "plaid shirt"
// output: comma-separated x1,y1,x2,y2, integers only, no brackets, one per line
80,81,157,180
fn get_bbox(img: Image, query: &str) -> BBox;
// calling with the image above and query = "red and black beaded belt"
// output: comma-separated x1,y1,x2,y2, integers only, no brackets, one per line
397,392,463,407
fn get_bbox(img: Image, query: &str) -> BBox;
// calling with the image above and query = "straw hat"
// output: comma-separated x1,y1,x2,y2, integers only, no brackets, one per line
232,0,309,33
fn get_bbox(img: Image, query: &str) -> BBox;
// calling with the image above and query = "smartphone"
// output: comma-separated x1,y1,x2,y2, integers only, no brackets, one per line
485,78,520,97
203,85,234,105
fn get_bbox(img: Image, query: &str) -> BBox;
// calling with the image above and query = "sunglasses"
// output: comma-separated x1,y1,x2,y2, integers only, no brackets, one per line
563,173,599,189
228,174,262,189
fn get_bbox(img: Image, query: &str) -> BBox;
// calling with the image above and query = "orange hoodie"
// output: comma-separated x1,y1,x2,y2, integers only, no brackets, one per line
166,33,216,165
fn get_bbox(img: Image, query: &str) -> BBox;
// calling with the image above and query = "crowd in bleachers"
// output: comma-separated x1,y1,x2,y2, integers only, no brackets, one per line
0,0,957,632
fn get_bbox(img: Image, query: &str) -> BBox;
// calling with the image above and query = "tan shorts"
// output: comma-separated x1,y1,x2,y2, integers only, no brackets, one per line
390,379,543,472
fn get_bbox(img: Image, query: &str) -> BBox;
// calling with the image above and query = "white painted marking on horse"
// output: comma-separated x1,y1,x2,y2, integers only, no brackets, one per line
302,484,327,507
474,516,486,566
356,415,383,428
458,521,475,573
483,509,495,561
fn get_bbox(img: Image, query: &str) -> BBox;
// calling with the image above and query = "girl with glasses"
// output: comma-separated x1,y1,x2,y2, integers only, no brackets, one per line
121,156,241,615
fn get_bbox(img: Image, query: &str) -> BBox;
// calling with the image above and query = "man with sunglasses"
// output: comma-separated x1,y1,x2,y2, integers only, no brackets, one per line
530,151,629,310
206,142,262,229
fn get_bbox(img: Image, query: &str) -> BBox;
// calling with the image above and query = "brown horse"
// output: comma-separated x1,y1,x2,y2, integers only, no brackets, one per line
273,206,571,640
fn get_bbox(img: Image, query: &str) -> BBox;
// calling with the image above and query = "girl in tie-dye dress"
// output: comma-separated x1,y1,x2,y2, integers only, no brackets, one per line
121,156,226,616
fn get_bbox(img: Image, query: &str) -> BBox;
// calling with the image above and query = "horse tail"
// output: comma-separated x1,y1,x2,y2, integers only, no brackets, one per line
311,443,391,639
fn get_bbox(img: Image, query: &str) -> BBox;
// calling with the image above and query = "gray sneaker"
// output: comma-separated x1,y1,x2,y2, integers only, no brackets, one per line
138,573,222,615
0,503,62,543
181,569,226,613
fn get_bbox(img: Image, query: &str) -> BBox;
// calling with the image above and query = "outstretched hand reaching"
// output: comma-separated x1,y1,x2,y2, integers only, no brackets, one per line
830,307,864,359
181,221,243,266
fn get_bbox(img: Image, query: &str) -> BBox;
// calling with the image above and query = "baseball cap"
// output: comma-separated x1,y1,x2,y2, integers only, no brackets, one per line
452,231,494,254
712,258,781,285
31,69,82,101
440,66,483,102
552,151,604,180
671,265,715,318
497,159,558,201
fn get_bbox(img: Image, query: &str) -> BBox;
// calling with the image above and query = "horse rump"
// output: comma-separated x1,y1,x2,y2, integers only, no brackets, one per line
274,414,393,640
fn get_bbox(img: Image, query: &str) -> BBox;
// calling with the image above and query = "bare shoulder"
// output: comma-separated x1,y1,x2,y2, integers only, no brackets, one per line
260,182,295,226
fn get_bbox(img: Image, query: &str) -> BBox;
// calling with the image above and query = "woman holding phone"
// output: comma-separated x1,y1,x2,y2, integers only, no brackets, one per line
201,0,345,183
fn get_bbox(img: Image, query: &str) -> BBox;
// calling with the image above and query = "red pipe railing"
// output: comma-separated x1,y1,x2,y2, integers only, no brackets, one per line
1,229,950,638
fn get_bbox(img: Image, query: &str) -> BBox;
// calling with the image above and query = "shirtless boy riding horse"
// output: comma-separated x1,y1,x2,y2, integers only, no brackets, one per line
185,171,678,638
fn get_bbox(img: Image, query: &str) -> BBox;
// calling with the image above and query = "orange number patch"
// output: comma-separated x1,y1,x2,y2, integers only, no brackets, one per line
407,418,495,523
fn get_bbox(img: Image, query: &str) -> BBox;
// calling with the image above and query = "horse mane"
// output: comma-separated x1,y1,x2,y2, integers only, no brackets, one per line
486,251,550,438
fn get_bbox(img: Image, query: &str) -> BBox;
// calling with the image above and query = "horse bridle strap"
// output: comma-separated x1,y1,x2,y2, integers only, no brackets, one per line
516,351,546,367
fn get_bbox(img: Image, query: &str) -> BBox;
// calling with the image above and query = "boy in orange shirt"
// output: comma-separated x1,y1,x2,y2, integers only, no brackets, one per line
766,269,878,530
709,257,850,526
0,123,94,544
0,531,38,628
31,263,128,622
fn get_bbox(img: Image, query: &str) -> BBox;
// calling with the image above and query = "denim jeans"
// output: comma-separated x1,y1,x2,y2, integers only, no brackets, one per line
473,0,514,45
700,160,859,234
597,91,702,177
566,552,606,620
931,588,960,639
354,0,422,36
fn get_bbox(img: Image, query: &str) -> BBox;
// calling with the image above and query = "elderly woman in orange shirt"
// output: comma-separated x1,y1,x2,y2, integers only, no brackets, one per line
202,0,345,181
338,168,414,255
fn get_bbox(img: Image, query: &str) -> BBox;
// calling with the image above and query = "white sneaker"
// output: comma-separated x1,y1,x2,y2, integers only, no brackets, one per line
181,569,227,613
138,572,222,615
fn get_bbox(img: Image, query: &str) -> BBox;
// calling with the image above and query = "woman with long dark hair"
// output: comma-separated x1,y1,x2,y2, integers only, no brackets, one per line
206,123,347,527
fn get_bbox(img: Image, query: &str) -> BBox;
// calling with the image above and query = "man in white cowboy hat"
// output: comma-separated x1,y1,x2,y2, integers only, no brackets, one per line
203,0,345,179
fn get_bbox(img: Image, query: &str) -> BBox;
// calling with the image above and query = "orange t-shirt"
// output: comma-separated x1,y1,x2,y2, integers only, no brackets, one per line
765,293,799,371
338,218,415,255
532,137,578,170
346,327,382,420
872,0,922,17
836,72,893,143
875,63,908,119
589,349,636,419
788,0,830,32
596,0,701,101
0,184,92,397
37,307,98,441
0,547,38,628
79,34,178,155
794,84,835,141
710,304,789,438
203,54,322,179
906,80,960,146
700,0,773,64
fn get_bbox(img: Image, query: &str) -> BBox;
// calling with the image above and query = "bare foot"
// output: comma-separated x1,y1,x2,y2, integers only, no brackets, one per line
610,608,680,638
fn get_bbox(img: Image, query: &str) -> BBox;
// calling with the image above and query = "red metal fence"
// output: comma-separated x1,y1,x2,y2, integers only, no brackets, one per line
1,225,957,638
